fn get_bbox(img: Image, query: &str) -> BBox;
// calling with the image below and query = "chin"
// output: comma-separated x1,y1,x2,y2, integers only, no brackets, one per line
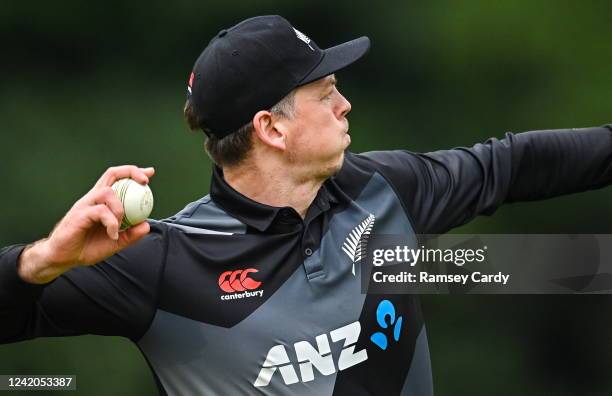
344,132,351,146
326,151,346,178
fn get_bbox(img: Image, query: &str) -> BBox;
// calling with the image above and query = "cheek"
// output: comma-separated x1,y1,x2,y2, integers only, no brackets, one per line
287,110,342,157
297,134,326,155
287,130,330,161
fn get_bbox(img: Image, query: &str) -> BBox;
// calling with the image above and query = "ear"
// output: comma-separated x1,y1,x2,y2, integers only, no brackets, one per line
252,110,288,151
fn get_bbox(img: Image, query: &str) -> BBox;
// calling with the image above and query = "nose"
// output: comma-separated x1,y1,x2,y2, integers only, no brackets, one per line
337,90,352,119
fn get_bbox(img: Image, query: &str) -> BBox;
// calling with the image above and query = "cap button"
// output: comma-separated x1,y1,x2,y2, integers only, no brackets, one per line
218,29,228,38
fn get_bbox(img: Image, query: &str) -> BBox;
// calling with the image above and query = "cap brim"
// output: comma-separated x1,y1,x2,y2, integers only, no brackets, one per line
298,36,370,86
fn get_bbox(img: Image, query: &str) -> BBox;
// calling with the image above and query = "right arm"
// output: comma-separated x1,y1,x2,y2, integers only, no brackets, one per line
0,165,166,343
0,225,168,343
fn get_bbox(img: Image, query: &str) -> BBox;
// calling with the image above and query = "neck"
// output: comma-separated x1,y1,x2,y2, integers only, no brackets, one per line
222,162,325,219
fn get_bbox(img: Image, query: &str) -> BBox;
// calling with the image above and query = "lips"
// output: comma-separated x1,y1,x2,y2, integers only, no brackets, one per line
340,119,350,138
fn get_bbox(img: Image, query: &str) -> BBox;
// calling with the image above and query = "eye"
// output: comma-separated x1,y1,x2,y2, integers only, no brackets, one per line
322,91,333,100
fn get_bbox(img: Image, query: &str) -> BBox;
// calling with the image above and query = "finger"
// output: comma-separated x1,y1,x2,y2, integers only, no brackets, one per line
77,167,155,210
142,167,155,179
118,221,150,248
94,165,154,189
79,187,124,219
85,204,120,240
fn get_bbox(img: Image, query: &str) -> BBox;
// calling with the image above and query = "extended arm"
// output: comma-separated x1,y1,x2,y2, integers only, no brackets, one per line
361,125,612,233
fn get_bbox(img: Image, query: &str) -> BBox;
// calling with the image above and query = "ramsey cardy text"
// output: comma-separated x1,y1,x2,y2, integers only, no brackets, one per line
372,271,510,285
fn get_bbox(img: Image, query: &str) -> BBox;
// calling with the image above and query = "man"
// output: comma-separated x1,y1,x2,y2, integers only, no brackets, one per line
1,14,612,395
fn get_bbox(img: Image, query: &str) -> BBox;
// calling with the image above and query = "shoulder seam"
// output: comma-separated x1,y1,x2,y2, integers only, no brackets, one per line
357,153,422,235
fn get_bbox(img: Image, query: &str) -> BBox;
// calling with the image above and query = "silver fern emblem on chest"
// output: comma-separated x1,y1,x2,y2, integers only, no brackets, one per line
342,214,376,275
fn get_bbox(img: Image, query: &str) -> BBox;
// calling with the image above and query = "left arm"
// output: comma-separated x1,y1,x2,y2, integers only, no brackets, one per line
360,125,612,233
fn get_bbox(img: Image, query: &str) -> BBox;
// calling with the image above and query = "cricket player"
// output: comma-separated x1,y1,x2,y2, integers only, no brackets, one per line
2,15,612,395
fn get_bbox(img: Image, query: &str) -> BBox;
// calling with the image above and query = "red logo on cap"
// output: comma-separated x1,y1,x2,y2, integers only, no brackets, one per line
187,72,195,95
218,268,262,293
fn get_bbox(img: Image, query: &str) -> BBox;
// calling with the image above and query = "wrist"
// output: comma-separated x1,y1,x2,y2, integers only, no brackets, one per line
17,239,70,284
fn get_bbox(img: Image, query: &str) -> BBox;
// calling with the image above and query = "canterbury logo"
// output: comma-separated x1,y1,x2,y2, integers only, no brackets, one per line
218,268,262,293
342,214,376,275
293,27,314,51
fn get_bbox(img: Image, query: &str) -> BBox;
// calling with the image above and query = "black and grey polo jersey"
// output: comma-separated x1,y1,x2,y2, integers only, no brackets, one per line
3,126,612,395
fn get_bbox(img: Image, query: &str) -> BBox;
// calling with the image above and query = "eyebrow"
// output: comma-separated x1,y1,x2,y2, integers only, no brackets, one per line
320,75,337,93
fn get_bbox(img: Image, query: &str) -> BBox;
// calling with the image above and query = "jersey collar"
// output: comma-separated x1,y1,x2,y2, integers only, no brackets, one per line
210,166,339,232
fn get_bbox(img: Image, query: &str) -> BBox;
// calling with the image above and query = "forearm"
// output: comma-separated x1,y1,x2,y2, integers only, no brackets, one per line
0,245,48,304
0,166,159,344
506,125,612,202
0,226,166,344
0,245,49,343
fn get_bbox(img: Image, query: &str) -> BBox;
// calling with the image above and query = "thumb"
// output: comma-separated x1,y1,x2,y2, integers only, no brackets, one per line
118,221,151,249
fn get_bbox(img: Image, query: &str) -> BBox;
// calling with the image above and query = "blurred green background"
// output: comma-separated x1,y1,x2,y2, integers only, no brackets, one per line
2,1,612,395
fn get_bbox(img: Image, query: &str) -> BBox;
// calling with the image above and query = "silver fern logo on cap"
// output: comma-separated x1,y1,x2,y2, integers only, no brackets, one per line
293,27,314,51
342,214,376,275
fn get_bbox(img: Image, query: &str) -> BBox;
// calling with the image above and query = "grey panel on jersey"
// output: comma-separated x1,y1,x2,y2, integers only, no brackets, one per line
162,195,247,234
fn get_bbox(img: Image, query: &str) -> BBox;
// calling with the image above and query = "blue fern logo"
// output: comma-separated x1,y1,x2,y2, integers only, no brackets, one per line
370,300,403,350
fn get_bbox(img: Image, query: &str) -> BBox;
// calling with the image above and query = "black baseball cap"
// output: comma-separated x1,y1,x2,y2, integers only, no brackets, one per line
187,15,370,138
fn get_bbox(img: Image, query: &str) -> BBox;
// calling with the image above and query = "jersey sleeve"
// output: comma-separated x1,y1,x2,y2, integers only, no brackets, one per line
0,221,169,344
361,125,612,234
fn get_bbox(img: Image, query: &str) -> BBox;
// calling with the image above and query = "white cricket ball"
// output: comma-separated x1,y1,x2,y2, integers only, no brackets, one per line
111,178,154,229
